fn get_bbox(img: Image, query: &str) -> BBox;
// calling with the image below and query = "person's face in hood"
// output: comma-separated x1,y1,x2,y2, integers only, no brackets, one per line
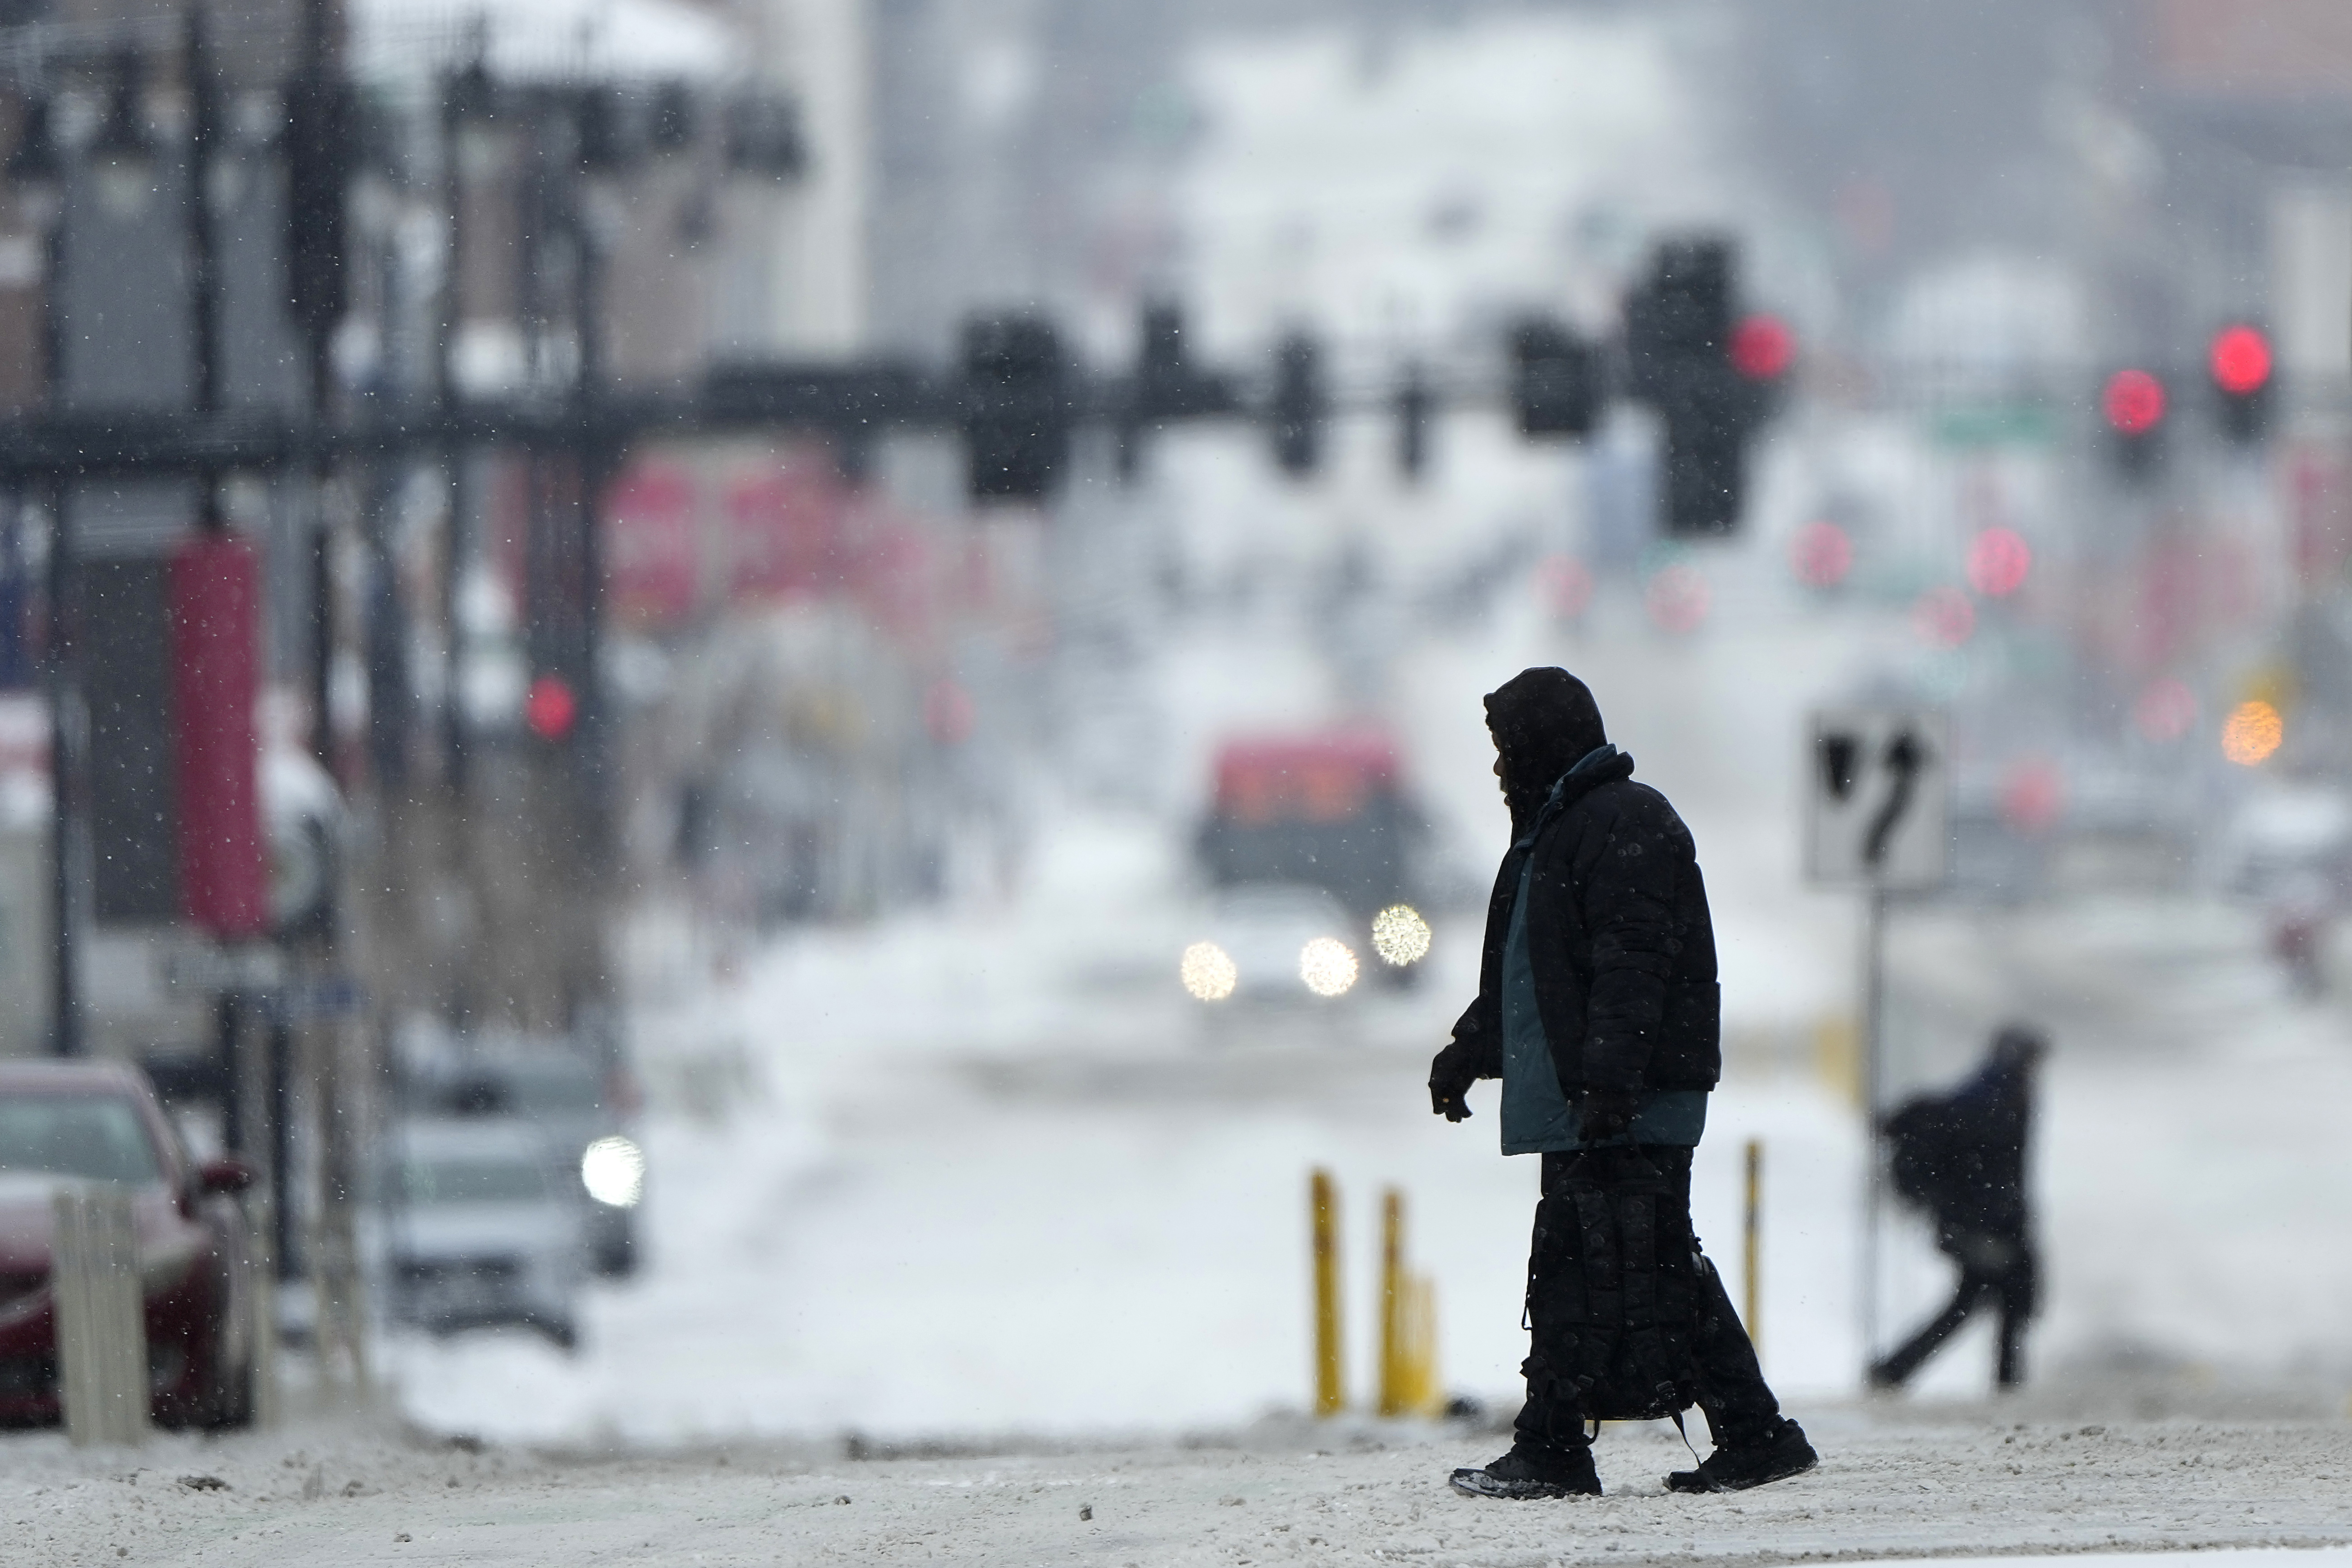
1484,667,1607,830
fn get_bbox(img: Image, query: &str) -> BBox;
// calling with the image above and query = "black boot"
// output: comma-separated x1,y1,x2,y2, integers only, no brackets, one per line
1449,1442,1602,1500
1664,1418,1817,1494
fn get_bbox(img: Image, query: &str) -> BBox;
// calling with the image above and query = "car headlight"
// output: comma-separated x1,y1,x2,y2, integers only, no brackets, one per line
581,1136,646,1209
1371,904,1432,966
1181,941,1239,1001
1299,937,1359,997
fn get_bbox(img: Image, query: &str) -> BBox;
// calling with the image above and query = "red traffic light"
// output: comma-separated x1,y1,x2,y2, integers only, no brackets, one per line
1789,519,1852,588
1965,526,2032,598
525,674,579,741
1729,313,1795,380
2210,325,2272,397
2102,369,2165,436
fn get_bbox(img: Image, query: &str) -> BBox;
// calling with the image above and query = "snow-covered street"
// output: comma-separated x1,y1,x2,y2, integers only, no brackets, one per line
366,551,2352,1446
7,1405,2352,1567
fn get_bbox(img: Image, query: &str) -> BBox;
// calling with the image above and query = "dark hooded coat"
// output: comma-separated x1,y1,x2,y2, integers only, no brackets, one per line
1447,669,1723,1097
1884,1038,2036,1244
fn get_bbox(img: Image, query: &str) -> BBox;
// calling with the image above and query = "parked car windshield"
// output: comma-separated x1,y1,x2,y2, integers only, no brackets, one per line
400,1156,549,1207
0,1095,162,1184
494,1062,604,1117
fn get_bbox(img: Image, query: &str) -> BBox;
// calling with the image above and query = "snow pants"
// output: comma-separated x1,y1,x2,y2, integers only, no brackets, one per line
1873,1231,2036,1389
1514,1145,1784,1455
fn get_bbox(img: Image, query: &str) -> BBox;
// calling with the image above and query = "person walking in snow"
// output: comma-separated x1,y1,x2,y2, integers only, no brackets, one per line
1429,667,1816,1499
1870,1024,2045,1391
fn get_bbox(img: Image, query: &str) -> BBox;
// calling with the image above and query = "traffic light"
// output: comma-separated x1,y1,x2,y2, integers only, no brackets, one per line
1268,331,1326,479
1118,300,1187,484
1623,237,1776,537
575,86,631,176
1730,312,1795,383
962,314,1069,502
1396,365,1432,482
1509,318,1600,438
2209,324,2274,444
2102,368,2166,478
525,674,581,741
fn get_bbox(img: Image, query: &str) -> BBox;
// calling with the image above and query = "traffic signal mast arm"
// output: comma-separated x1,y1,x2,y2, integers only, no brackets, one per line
0,253,1794,516
0,331,1584,478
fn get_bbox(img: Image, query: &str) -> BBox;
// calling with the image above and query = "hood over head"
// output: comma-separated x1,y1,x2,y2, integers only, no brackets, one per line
1989,1023,2048,1069
1485,667,1607,831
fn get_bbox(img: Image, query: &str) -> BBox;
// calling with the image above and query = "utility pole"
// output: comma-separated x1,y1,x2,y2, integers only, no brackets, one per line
183,0,249,1248
28,90,80,1060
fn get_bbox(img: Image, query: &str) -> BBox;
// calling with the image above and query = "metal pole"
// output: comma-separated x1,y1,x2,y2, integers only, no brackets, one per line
1859,883,1888,1376
187,5,220,422
269,1012,297,1279
215,992,241,1148
40,165,78,1055
309,524,333,774
299,0,339,782
436,65,469,793
570,139,609,851
45,475,78,1057
1743,1135,1762,1354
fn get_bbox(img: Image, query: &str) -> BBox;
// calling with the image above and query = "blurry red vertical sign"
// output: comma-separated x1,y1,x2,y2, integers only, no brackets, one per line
604,460,700,629
167,532,268,938
2289,443,2352,586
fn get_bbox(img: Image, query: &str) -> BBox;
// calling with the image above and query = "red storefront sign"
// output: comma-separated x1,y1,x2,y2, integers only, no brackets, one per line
168,532,267,939
605,460,700,629
726,455,847,602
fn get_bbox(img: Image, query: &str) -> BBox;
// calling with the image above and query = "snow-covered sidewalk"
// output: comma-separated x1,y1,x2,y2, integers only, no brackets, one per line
6,1404,2350,1567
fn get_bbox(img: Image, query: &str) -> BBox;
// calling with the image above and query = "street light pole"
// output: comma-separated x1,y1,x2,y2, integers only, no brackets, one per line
571,97,613,855
11,92,81,1060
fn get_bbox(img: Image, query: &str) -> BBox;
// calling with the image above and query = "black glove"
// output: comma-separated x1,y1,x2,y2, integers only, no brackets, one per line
1578,1088,1642,1144
1428,1040,1481,1122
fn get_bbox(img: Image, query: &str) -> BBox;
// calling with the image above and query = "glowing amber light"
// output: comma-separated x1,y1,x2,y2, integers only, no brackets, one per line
1370,904,1432,966
1298,937,1359,998
1181,942,1238,1001
2221,700,2283,766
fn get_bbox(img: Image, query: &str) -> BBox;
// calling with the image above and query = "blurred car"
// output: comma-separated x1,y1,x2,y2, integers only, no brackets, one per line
2214,781,2352,902
376,1117,585,1350
0,1060,258,1430
406,1047,644,1277
1194,729,1434,920
1181,883,1368,1006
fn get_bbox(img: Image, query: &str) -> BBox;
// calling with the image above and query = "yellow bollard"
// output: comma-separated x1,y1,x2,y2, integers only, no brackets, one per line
1814,1013,1862,1108
1362,1188,1446,1420
1311,1169,1345,1416
1406,1271,1444,1417
1377,1189,1405,1416
1743,1137,1762,1358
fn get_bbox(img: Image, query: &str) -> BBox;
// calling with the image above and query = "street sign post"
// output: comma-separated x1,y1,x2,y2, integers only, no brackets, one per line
1805,706,1950,890
1804,705,1950,1376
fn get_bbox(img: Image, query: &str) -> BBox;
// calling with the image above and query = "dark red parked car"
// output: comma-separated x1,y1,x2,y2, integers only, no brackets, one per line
0,1060,259,1429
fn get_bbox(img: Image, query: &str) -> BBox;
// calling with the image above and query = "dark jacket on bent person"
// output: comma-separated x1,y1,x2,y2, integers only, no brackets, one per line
1447,745,1724,1113
1886,1047,2034,1245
